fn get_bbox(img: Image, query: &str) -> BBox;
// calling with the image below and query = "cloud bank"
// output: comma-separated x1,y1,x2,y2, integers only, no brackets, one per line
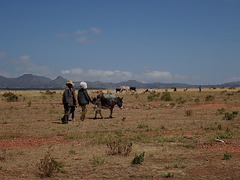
57,27,101,43
4,55,54,77
61,68,196,83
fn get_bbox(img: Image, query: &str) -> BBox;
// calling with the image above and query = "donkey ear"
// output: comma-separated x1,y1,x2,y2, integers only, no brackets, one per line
121,97,123,100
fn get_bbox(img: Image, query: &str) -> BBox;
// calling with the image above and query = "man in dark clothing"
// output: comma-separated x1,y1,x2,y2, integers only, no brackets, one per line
78,81,92,121
61,81,77,124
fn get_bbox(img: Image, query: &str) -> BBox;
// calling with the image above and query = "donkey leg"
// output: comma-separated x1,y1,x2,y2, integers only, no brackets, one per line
94,110,98,119
109,109,113,118
99,110,103,119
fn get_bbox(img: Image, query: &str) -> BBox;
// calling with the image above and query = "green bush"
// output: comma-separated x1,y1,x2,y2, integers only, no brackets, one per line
161,93,172,101
224,111,238,120
147,92,160,101
132,152,145,164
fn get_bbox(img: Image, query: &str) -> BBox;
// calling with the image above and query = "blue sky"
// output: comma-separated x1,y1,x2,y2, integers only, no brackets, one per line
0,0,240,85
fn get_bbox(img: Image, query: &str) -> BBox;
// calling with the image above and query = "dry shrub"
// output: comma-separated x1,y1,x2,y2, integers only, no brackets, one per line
38,149,65,177
205,95,215,102
107,139,132,156
0,150,6,161
2,92,18,102
185,109,193,116
45,90,56,95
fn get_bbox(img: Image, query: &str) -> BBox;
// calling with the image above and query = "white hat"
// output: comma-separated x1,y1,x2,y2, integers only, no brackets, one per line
80,81,87,89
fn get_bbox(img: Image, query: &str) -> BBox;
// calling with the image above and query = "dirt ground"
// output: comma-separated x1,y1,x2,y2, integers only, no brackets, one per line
0,88,240,179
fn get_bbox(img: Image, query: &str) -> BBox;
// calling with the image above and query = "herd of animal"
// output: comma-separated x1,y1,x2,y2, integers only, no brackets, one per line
115,86,137,93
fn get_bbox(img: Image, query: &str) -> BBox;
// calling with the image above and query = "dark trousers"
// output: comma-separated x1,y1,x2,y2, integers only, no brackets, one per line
62,104,75,124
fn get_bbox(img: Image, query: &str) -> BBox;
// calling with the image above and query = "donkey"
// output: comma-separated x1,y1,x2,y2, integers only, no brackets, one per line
93,93,123,119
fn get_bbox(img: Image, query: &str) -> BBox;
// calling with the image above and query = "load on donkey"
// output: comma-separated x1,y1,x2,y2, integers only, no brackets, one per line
93,93,123,119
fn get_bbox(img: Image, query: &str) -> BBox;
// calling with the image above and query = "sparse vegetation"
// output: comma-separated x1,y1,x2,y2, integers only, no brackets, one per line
90,155,105,167
164,172,174,178
223,151,232,160
194,98,200,104
0,88,240,179
217,128,234,139
161,92,172,101
185,109,193,116
107,138,132,156
2,92,18,102
223,111,238,120
205,95,215,102
38,149,65,177
137,123,152,131
0,150,6,161
147,92,160,101
216,107,226,115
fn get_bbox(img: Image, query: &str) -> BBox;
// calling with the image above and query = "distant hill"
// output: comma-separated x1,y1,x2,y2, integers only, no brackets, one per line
217,81,240,88
0,74,239,89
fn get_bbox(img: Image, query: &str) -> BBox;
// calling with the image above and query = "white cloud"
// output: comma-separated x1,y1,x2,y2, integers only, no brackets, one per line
61,70,70,74
61,68,189,83
57,27,101,43
144,71,172,79
90,27,101,34
62,68,134,82
71,68,84,75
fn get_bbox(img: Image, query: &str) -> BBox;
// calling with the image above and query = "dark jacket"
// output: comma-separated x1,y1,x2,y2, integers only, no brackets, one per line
78,88,92,106
62,87,74,106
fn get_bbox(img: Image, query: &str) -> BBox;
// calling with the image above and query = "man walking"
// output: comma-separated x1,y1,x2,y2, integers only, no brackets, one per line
78,81,92,121
61,81,76,124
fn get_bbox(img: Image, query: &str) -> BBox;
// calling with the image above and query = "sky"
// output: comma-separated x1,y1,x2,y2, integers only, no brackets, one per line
0,0,240,85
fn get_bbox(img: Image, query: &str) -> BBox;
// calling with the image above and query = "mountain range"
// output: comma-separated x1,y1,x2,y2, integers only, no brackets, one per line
0,74,240,89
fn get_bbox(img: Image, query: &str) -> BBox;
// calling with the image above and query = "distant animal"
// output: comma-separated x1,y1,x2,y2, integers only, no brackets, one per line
144,88,153,93
116,88,121,93
130,86,137,92
93,93,123,119
120,86,130,92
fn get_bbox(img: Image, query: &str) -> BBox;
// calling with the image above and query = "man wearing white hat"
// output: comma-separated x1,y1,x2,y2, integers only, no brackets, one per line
78,81,92,121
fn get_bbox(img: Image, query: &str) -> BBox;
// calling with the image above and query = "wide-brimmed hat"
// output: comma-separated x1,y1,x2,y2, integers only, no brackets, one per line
80,81,87,89
66,80,74,87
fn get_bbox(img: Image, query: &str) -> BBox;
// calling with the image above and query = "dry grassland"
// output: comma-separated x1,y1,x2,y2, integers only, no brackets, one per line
0,88,240,179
